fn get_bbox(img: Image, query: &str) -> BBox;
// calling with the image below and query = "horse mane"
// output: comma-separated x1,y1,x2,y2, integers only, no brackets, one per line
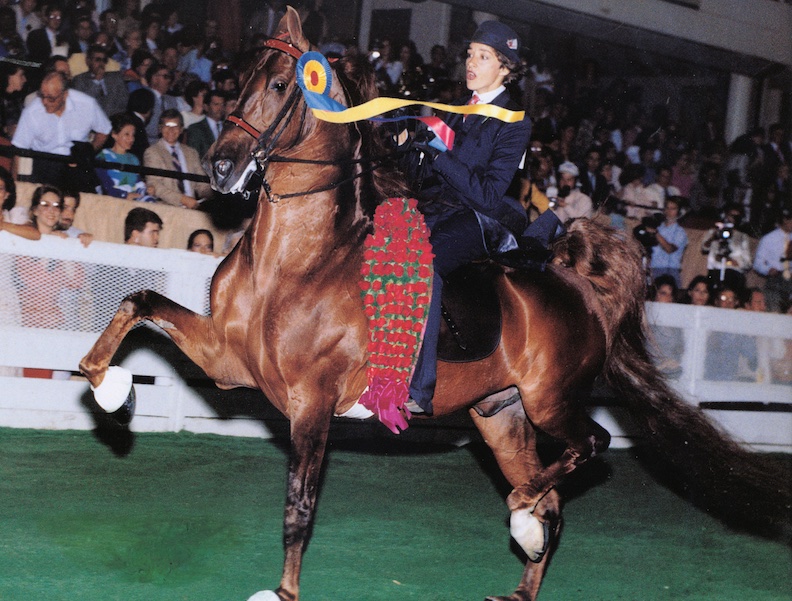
333,53,410,217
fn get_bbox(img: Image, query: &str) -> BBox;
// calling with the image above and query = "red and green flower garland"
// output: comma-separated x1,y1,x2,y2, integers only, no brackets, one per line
358,197,434,433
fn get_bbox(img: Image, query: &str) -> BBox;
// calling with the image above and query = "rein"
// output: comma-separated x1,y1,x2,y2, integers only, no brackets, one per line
226,38,385,204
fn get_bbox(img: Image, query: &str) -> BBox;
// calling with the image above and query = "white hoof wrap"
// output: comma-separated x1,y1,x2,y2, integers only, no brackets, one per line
247,591,280,601
91,366,133,412
510,508,546,562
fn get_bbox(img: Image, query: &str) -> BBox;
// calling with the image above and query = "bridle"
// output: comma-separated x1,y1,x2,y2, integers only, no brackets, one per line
224,38,384,204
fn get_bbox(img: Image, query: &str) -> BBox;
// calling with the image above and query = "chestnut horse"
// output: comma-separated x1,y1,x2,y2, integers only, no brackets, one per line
80,9,789,601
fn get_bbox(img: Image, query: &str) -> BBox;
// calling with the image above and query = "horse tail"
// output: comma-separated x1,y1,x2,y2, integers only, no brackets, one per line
553,219,792,537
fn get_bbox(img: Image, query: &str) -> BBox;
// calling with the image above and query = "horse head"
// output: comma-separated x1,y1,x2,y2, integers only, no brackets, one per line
206,6,350,196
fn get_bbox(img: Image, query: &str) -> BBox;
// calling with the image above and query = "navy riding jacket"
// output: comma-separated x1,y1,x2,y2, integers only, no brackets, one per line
404,89,531,235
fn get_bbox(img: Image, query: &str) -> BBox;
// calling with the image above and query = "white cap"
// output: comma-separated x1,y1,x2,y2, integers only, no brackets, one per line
558,162,579,177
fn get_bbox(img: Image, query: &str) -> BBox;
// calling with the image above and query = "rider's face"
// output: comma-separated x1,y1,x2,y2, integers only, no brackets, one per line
465,43,508,95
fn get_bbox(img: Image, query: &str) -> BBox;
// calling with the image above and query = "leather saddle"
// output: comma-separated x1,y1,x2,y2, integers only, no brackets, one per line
436,210,562,363
437,263,502,363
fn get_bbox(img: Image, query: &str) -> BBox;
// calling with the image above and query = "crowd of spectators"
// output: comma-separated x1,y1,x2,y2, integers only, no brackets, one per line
0,0,789,320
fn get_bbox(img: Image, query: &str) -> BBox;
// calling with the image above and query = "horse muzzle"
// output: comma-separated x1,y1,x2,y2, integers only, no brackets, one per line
207,156,259,196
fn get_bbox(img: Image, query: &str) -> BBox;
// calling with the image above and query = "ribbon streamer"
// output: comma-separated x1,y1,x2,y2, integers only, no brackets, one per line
294,51,524,153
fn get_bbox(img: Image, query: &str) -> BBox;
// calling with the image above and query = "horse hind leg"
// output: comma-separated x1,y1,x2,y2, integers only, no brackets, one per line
505,395,610,563
469,400,562,601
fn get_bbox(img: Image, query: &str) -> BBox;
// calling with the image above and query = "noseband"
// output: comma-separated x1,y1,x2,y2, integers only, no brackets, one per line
224,38,384,204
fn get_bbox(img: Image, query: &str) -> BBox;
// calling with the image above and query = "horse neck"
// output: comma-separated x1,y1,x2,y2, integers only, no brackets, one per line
245,159,370,277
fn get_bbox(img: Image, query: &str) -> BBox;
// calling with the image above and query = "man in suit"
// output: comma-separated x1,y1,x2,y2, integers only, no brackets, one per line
72,44,129,118
144,62,179,144
143,109,211,209
26,4,66,64
578,146,610,209
185,89,225,159
126,87,154,161
66,13,93,56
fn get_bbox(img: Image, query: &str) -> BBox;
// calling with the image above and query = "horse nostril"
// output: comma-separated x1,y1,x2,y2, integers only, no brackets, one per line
214,159,233,179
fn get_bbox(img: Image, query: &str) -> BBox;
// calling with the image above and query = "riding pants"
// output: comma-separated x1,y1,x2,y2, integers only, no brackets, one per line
409,210,488,412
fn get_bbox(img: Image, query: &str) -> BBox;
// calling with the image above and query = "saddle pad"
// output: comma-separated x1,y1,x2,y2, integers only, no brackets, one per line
437,263,501,363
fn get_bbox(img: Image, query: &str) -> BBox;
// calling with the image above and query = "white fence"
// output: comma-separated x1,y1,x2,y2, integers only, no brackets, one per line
0,231,790,450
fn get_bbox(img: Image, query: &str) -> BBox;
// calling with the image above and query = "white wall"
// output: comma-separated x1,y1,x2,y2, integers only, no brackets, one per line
359,0,453,61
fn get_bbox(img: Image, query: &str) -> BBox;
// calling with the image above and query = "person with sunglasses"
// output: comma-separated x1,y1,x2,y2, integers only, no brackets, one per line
143,61,179,144
12,70,111,191
72,44,129,118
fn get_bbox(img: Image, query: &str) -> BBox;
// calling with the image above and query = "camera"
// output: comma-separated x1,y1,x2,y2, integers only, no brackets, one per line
632,212,663,249
715,222,734,240
545,185,571,210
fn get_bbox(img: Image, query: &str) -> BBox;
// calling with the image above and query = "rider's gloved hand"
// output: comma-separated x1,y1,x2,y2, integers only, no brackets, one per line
386,107,413,150
412,127,440,161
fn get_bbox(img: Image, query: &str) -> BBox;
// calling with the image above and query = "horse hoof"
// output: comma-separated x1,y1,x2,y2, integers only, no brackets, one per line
91,366,136,426
510,508,550,563
247,591,281,601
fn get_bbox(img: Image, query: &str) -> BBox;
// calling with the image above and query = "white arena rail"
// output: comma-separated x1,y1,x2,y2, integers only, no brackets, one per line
0,231,790,451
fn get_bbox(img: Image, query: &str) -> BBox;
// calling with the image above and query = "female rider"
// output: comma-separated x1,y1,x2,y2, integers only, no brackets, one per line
400,21,532,413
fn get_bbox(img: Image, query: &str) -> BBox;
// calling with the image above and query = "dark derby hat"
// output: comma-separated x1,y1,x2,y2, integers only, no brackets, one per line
470,20,521,64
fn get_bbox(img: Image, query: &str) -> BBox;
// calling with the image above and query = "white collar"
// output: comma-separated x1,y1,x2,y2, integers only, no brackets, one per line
473,85,505,105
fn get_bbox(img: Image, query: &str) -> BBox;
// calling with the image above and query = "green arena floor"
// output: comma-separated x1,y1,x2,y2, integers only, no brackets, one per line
0,427,790,601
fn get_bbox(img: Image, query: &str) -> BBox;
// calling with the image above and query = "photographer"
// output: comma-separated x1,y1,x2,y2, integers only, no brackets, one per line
701,203,752,292
551,161,593,223
645,197,688,286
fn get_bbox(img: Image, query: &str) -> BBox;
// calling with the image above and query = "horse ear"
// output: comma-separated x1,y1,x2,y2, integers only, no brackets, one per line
275,5,310,52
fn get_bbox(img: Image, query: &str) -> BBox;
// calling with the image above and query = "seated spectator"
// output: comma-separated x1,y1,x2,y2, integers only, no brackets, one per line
211,67,237,96
144,62,179,144
72,43,129,119
705,284,758,381
16,185,87,335
577,146,609,208
0,165,39,239
0,7,28,59
0,59,27,139
619,163,663,219
648,274,684,377
684,274,711,306
143,108,211,209
124,48,154,92
12,70,111,191
648,196,687,286
26,4,67,65
551,162,592,222
124,205,161,247
180,78,207,128
185,88,224,159
30,184,68,238
56,189,93,246
646,165,681,205
187,228,213,254
753,206,792,313
96,112,156,201
701,203,752,294
125,86,154,161
113,27,143,71
66,13,93,56
68,31,122,77
688,161,723,218
744,288,766,313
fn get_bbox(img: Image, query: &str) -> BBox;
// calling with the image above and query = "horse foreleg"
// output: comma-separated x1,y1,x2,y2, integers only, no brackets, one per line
79,290,215,390
470,401,562,601
250,398,332,601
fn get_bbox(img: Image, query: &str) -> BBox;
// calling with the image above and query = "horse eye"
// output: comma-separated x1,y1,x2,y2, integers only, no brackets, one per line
271,81,287,93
